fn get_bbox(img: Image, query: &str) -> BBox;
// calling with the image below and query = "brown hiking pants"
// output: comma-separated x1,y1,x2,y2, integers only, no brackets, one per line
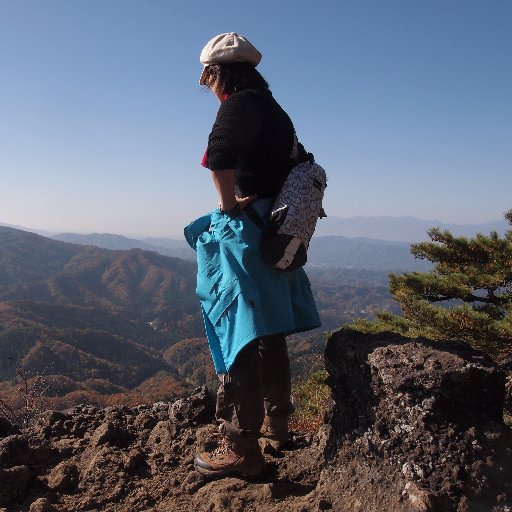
216,334,293,441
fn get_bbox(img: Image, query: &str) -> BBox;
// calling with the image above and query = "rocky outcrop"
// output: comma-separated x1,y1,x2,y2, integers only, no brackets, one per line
316,329,511,512
0,330,510,512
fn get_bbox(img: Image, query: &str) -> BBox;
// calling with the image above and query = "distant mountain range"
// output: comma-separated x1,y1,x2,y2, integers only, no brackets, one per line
1,214,508,409
0,227,198,320
50,231,428,271
308,236,430,271
5,214,509,272
0,225,207,407
0,221,56,238
52,232,195,261
0,225,201,368
3,214,509,245
0,225,402,408
313,215,509,242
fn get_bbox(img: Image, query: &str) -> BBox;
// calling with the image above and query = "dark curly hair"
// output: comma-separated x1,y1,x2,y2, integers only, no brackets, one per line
203,62,269,95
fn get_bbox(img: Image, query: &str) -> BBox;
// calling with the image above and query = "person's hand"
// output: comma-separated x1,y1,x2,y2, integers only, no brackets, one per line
219,194,257,212
235,194,257,211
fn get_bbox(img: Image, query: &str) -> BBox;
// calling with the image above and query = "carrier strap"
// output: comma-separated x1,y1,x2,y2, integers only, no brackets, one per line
244,204,265,230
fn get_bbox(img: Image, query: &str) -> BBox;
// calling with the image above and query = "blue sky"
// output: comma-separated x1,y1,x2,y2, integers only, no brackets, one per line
1,0,511,237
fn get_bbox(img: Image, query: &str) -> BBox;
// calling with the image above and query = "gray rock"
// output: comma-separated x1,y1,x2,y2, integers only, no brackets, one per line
321,328,512,512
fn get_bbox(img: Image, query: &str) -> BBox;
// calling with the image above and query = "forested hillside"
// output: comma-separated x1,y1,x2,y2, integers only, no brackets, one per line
0,226,202,408
0,225,399,410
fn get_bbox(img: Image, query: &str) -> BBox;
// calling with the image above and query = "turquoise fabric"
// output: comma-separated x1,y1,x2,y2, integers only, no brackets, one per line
184,199,321,374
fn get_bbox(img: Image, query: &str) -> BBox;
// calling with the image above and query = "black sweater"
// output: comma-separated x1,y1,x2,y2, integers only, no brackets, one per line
205,88,307,198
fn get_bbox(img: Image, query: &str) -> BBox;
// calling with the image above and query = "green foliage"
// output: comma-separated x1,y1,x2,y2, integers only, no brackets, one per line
290,369,331,433
354,210,512,356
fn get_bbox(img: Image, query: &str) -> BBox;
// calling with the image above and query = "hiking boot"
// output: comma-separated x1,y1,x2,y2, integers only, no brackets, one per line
260,415,289,450
194,436,264,477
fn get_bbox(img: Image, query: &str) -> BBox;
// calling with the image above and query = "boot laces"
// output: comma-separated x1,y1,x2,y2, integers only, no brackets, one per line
208,436,236,459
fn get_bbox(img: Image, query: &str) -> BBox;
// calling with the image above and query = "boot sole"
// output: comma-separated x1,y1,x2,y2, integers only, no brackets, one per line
194,456,264,478
259,436,289,451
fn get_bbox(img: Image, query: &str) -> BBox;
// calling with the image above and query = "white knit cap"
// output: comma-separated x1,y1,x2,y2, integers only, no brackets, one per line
199,32,262,84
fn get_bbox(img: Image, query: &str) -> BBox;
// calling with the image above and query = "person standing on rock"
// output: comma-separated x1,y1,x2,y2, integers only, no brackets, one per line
184,32,321,478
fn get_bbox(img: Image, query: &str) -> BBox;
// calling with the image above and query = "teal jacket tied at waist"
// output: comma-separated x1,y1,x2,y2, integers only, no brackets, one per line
184,199,321,375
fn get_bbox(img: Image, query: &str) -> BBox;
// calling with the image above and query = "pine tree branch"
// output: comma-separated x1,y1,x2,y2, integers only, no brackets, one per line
423,293,507,305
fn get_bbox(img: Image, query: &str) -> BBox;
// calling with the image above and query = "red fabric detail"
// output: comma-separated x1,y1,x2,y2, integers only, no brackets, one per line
200,94,231,168
201,149,209,168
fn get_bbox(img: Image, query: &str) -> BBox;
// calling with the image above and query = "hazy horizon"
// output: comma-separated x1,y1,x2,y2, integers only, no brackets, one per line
2,212,509,241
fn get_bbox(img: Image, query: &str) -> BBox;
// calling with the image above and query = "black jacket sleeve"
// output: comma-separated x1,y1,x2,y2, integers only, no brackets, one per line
206,90,262,170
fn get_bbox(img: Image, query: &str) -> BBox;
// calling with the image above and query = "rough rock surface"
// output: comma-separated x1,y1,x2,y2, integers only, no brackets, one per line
318,329,512,512
0,330,510,512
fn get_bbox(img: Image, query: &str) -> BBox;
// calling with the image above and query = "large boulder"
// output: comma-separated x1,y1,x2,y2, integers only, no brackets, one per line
318,328,512,512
